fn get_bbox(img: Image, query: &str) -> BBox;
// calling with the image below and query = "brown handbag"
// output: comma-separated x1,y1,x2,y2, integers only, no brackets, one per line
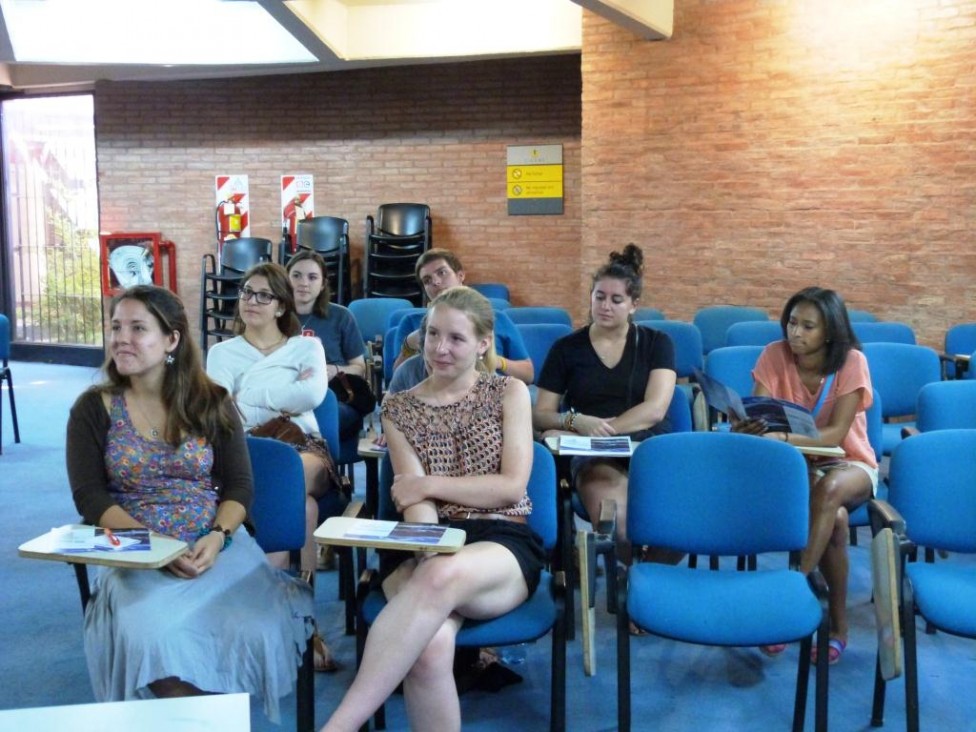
248,415,307,447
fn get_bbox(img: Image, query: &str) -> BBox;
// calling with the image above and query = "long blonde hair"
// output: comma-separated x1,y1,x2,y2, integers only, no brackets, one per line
426,286,497,372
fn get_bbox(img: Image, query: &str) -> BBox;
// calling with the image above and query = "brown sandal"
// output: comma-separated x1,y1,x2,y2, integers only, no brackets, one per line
312,632,340,673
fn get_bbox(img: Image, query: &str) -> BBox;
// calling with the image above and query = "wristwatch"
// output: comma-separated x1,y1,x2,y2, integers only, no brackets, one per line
211,524,233,551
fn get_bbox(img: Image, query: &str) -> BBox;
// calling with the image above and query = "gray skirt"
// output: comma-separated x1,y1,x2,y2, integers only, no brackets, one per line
84,527,313,723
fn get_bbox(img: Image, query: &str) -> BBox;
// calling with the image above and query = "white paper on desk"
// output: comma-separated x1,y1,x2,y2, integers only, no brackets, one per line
558,435,632,454
50,525,97,553
343,519,448,545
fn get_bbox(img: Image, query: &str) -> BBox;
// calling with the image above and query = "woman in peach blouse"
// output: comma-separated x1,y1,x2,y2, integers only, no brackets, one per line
734,287,877,665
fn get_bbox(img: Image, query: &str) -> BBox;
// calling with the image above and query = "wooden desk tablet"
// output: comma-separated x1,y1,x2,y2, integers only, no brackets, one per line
315,516,465,553
19,525,188,570
577,530,597,676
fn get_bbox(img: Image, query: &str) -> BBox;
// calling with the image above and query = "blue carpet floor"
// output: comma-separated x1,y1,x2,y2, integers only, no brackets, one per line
0,362,974,731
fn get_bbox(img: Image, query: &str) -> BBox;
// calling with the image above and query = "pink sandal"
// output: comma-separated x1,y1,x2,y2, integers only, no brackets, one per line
759,644,787,657
811,637,846,666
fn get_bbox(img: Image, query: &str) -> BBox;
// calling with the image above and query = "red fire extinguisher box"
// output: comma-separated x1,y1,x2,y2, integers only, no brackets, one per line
99,232,177,296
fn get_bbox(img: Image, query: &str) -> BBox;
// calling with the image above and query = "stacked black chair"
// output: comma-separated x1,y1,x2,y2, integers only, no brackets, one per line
200,237,272,354
284,216,351,305
363,203,431,306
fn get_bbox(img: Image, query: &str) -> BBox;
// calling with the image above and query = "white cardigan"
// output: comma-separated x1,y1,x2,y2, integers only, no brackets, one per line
206,335,327,435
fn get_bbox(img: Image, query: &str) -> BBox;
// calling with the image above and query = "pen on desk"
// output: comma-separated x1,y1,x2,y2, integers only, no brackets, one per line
103,528,121,546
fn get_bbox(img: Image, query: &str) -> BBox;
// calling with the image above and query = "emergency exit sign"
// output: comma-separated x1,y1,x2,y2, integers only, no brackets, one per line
507,144,563,215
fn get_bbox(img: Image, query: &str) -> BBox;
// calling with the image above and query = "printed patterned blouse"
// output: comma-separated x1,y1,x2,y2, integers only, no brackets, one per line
104,394,217,543
382,372,531,519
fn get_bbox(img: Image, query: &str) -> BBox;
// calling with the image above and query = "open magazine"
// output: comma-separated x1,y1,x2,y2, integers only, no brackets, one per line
692,368,820,438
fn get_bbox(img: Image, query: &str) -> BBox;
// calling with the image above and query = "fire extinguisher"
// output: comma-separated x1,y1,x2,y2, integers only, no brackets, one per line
215,198,243,249
285,196,309,255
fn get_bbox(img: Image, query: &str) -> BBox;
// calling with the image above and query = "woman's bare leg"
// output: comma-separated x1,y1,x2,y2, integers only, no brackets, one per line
300,452,330,576
800,468,871,575
403,616,463,732
320,542,527,732
577,462,630,562
819,506,852,642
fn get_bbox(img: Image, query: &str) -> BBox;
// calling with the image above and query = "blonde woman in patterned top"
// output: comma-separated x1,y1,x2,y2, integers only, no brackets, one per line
321,286,545,732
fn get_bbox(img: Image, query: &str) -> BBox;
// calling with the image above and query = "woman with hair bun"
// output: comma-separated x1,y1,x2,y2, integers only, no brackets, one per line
533,244,677,565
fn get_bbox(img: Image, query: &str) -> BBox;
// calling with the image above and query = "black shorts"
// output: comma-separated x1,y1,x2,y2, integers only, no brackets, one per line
379,519,546,596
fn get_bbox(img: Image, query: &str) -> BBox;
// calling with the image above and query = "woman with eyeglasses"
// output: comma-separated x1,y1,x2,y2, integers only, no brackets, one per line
206,262,340,671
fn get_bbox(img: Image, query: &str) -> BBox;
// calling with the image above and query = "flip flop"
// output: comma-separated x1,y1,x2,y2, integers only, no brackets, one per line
811,637,846,666
759,644,787,657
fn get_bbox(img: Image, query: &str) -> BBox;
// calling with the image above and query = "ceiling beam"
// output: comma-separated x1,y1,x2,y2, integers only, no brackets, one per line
572,0,673,40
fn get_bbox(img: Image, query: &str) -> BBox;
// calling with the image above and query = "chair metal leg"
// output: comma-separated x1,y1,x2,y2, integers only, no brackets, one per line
870,653,887,727
550,577,567,732
296,638,315,732
792,635,812,732
903,597,920,732
616,569,631,732
5,369,19,443
814,625,829,732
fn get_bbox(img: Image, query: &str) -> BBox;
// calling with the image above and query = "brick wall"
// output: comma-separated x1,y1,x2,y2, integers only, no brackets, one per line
94,56,582,339
581,0,976,348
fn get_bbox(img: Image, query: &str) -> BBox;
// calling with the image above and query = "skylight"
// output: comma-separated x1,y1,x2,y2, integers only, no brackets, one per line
1,0,316,65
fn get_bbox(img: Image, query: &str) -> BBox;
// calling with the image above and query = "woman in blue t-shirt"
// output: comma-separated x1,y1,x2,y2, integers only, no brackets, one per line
286,251,367,439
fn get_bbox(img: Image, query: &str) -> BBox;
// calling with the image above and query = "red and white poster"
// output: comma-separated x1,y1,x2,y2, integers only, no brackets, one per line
214,174,250,245
281,174,314,248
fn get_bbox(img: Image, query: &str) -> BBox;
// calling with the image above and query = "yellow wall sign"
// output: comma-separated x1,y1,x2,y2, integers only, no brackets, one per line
507,145,563,215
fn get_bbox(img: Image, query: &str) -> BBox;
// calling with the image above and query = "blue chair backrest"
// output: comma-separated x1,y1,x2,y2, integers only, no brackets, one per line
246,435,307,554
515,323,572,380
392,308,427,351
313,389,341,457
666,384,693,434
853,321,916,345
944,323,976,378
486,297,511,311
378,442,557,551
469,283,510,301
692,305,769,355
703,346,764,398
636,320,702,379
386,306,426,333
847,309,878,323
915,380,976,432
633,307,666,321
887,429,976,553
0,314,10,361
349,297,414,344
862,343,941,418
505,307,573,327
725,321,782,348
628,432,809,556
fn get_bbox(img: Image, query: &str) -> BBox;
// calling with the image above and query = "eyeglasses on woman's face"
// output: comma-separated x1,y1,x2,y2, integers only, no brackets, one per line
238,286,278,305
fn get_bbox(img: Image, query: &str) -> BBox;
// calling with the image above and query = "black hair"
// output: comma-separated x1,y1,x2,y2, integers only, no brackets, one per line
779,286,860,375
